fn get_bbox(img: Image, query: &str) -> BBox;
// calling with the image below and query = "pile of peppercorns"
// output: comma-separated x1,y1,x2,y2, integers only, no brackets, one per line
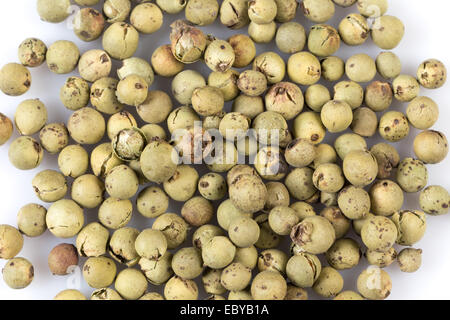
0,0,448,300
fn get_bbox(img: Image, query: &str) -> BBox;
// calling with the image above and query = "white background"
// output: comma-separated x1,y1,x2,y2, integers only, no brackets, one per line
0,0,450,300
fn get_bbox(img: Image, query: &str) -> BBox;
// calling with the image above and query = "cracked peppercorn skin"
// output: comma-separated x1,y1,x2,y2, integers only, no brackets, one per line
170,20,207,64
73,8,105,42
308,24,341,57
18,38,47,67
